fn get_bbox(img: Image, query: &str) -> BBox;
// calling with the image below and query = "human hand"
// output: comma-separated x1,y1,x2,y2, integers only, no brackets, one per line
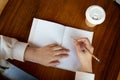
24,44,69,67
74,38,94,73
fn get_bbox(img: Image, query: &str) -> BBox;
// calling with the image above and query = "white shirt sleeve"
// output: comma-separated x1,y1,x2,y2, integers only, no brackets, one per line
0,35,28,62
75,71,95,80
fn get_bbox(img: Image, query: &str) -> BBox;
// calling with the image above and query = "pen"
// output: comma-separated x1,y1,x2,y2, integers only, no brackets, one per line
71,37,100,62
84,46,100,62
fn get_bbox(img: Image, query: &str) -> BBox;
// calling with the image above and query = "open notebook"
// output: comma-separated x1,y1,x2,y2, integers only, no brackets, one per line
28,18,94,72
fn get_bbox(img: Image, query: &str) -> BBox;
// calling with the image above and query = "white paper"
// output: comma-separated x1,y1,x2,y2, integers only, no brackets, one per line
28,18,94,72
28,18,65,47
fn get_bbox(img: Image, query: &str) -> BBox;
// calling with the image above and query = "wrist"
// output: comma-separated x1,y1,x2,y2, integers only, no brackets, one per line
24,46,35,61
80,64,92,73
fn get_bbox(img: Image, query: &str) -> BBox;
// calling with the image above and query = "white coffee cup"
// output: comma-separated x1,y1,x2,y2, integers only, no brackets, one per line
85,5,106,27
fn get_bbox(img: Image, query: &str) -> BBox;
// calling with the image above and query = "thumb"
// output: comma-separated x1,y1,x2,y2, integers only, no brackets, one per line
74,40,82,54
83,47,93,58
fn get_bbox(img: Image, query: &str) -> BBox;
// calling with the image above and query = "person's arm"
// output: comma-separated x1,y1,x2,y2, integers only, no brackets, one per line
0,35,69,67
0,35,28,61
74,38,95,80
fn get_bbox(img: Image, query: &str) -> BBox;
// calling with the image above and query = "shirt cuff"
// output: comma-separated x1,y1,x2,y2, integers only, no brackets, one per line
75,71,95,80
12,41,28,62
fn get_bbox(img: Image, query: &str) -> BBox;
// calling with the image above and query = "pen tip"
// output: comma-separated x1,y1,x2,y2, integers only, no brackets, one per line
97,59,100,63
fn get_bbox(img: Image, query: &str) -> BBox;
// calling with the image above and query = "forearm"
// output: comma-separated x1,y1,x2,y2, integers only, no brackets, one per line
24,46,37,63
80,62,93,73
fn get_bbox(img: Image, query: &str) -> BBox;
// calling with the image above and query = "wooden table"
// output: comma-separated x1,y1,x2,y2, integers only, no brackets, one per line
0,0,120,80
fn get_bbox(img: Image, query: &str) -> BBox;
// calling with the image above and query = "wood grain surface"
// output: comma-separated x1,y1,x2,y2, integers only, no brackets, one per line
0,0,120,80
0,0,8,15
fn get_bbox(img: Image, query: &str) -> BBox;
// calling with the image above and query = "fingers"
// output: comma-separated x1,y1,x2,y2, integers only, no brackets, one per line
49,60,60,67
48,43,66,51
49,54,69,66
48,43,69,61
77,37,90,44
77,38,91,48
73,39,83,53
54,54,69,60
77,37,93,53
48,53,69,66
52,45,63,50
52,47,69,61
54,49,69,55
48,43,59,47
83,47,91,55
52,48,69,60
48,43,69,55
82,47,93,59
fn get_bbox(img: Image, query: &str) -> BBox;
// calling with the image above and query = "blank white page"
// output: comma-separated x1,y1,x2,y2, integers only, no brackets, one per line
28,18,65,47
57,27,94,71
